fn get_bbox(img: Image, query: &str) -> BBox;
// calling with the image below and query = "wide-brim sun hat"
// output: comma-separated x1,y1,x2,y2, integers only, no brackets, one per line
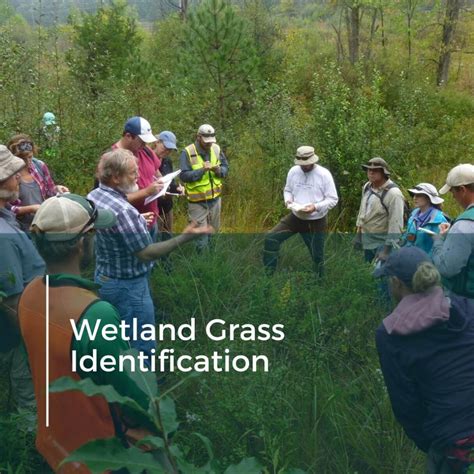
408,182,444,205
294,146,319,166
361,157,390,176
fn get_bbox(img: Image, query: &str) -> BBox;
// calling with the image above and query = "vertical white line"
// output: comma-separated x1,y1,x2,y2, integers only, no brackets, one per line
45,274,49,428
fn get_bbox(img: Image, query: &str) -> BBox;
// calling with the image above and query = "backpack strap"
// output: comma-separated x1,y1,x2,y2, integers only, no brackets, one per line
365,182,398,215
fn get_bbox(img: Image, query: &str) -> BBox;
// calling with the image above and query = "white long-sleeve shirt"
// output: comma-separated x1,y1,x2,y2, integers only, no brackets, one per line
283,165,339,220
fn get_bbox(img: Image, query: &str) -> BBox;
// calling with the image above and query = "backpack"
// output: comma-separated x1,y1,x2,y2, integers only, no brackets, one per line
364,182,411,225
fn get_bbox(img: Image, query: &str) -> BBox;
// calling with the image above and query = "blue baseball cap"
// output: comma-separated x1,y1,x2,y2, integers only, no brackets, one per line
157,131,177,150
42,112,56,126
123,116,156,143
373,247,431,286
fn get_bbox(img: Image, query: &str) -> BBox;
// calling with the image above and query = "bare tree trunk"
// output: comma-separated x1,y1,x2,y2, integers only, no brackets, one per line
380,7,386,49
180,0,188,20
365,8,378,61
332,9,346,62
436,0,462,86
346,5,360,64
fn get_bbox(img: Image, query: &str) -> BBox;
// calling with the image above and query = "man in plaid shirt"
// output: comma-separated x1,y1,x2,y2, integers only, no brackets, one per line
88,149,210,361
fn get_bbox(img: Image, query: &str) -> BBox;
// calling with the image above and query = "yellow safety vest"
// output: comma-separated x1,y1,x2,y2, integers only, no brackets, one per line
184,143,223,203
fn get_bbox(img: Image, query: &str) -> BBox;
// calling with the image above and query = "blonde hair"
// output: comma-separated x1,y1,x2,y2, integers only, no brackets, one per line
411,262,441,293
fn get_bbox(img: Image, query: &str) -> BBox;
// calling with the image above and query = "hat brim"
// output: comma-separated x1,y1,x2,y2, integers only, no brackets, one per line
163,141,178,151
439,184,451,195
362,164,390,175
201,136,216,144
44,120,56,126
139,132,157,144
94,209,117,229
408,188,444,205
295,155,319,166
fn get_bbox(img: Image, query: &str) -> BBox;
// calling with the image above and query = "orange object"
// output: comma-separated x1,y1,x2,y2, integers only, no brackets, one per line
19,277,116,473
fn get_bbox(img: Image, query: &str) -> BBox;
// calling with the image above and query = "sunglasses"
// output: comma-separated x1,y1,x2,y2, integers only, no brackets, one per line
16,141,34,153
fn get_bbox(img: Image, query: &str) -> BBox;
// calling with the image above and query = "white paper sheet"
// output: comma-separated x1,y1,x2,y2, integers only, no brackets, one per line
144,170,182,205
287,202,312,212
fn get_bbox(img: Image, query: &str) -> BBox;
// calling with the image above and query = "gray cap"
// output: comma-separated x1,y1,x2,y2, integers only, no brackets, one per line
295,146,319,165
362,157,390,176
0,145,25,182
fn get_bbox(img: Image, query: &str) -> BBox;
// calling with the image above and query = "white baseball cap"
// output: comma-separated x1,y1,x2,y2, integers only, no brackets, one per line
197,124,216,144
439,164,474,194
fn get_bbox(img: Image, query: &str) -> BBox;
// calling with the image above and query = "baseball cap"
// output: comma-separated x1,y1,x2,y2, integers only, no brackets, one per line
197,124,216,144
0,145,26,182
32,194,116,241
124,116,156,144
408,183,444,205
439,164,474,194
157,131,177,150
373,247,430,287
42,112,56,126
295,146,319,165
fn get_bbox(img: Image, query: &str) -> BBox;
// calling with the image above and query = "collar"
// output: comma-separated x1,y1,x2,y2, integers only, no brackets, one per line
98,183,127,199
383,286,450,336
0,206,18,224
45,273,100,291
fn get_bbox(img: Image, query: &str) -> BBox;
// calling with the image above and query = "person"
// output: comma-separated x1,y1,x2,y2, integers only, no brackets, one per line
150,131,184,240
0,145,45,411
356,157,405,263
401,183,448,255
7,134,69,231
263,146,338,276
432,164,474,299
39,112,61,159
88,149,211,360
104,116,163,238
179,124,229,249
375,247,474,473
18,193,170,473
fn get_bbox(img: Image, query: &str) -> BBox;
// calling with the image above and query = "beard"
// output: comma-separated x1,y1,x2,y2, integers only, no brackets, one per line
117,181,139,194
0,189,19,201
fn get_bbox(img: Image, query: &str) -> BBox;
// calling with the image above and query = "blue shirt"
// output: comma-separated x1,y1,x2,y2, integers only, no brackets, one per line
0,207,45,297
402,207,448,255
87,185,153,279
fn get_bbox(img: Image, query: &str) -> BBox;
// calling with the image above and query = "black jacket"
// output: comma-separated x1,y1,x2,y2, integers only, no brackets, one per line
376,295,474,452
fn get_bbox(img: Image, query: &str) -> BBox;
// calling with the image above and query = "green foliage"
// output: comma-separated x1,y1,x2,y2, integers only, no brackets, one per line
181,0,259,128
59,438,166,474
67,0,142,96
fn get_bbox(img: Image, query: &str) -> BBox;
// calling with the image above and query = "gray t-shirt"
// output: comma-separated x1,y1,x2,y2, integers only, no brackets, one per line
18,179,43,231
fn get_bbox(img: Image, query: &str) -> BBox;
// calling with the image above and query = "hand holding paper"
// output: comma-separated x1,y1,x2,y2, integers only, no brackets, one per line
144,170,182,205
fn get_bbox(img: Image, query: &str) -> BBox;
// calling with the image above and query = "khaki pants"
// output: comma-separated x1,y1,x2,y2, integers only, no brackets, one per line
188,198,221,249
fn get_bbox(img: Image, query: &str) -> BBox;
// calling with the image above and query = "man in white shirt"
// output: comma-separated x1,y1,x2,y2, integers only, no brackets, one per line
263,146,339,276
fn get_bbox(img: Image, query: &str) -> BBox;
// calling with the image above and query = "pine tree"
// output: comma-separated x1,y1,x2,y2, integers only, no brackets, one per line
67,0,142,97
182,0,258,128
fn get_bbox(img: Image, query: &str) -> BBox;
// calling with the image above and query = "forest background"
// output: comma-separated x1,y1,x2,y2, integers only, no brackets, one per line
0,0,473,472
